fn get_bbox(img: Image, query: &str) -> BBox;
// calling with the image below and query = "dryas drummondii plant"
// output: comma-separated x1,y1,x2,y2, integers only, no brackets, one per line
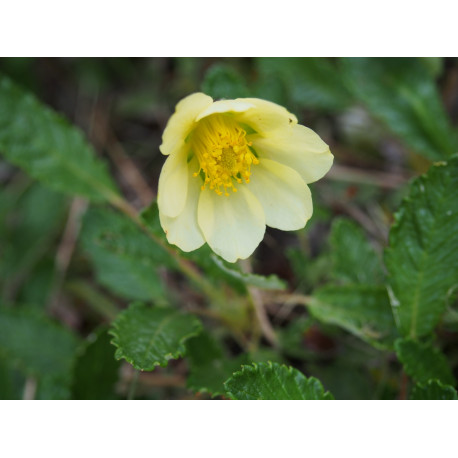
3,58,457,401
157,93,334,262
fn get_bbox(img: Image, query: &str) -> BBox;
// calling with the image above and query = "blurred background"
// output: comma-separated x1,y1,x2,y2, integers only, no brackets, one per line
1,57,457,399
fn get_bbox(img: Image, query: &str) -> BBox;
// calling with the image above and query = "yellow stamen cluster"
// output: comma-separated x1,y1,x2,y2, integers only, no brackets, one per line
191,114,259,196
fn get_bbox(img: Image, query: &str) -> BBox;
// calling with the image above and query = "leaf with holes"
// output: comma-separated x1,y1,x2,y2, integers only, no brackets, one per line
109,303,202,371
224,362,334,400
385,155,458,338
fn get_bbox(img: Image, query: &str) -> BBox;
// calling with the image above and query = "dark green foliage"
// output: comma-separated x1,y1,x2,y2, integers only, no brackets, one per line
109,303,202,371
71,327,122,400
81,207,172,302
0,74,119,201
186,332,248,397
0,357,26,399
1,58,457,400
410,380,458,400
308,362,375,401
256,58,352,111
308,285,398,349
0,306,79,398
201,63,250,100
385,155,458,338
330,218,384,285
224,362,334,400
395,339,455,386
278,317,314,359
0,183,67,304
342,58,458,161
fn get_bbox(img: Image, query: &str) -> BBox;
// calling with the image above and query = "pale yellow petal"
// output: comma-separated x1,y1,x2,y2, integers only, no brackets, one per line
251,124,333,183
249,159,312,230
235,98,298,134
157,145,189,218
160,93,213,156
196,99,255,121
159,157,205,252
197,186,265,263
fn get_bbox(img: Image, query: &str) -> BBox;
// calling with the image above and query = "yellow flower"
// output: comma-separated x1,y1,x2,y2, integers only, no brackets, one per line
158,93,333,263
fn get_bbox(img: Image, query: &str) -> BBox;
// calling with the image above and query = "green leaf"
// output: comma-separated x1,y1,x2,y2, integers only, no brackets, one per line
81,206,172,302
410,380,458,400
0,183,67,303
16,257,56,308
201,63,250,100
395,338,455,386
211,255,286,290
256,58,352,111
186,332,248,397
0,356,26,399
0,306,79,398
71,327,121,400
330,218,384,285
224,362,334,400
308,285,398,349
0,75,119,201
385,156,458,338
35,376,73,400
308,362,375,400
110,303,202,371
341,58,458,161
287,246,333,294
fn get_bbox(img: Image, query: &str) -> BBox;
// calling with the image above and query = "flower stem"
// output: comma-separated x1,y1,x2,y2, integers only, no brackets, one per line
239,259,278,348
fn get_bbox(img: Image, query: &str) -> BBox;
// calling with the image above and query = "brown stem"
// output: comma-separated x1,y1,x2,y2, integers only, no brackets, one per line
239,259,278,348
49,197,89,312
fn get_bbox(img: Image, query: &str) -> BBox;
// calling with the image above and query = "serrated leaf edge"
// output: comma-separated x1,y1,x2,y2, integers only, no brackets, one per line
224,361,333,400
395,337,456,386
108,304,202,371
385,154,458,338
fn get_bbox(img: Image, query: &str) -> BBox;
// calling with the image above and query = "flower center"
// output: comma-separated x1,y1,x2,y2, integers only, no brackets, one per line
191,114,259,196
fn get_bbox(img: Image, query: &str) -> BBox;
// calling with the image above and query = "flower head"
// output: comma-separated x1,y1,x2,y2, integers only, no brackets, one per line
158,93,333,263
